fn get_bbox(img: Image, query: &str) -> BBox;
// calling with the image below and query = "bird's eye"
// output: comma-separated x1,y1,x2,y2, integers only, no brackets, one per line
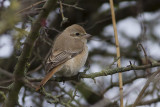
75,32,80,36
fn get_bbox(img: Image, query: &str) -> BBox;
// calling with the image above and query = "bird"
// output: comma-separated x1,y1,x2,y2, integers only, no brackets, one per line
36,24,91,91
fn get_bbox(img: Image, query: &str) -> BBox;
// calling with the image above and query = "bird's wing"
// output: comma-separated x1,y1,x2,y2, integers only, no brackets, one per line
36,49,83,91
45,49,83,73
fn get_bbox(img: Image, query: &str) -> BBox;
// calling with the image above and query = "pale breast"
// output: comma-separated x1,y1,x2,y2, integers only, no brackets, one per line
55,45,88,77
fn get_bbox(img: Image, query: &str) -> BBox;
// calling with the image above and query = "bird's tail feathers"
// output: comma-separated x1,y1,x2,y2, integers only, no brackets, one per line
36,65,61,91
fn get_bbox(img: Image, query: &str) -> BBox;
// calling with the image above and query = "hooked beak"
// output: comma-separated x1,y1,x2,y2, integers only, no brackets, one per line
83,33,92,39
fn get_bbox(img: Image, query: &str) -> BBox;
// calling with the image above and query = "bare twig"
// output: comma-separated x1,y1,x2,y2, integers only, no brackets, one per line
0,79,13,86
22,78,37,89
27,45,53,75
57,2,84,11
16,0,46,14
87,17,111,30
127,97,160,107
40,28,53,46
107,57,120,69
137,43,150,74
23,79,62,104
27,64,43,75
137,43,148,64
44,26,60,33
59,0,68,26
0,68,13,77
109,0,123,106
132,70,160,107
0,86,9,91
102,72,152,94
40,87,62,104
137,96,160,106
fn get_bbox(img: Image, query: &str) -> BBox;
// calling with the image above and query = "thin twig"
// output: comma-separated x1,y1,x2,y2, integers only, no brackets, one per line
0,79,13,85
132,70,160,107
128,96,160,107
87,17,111,30
0,68,13,77
138,97,160,106
59,0,68,26
40,87,61,103
109,0,123,107
57,2,84,11
23,79,62,104
107,57,120,69
27,47,52,75
137,43,148,64
27,64,43,75
102,72,152,94
137,43,150,73
16,0,46,14
0,86,9,91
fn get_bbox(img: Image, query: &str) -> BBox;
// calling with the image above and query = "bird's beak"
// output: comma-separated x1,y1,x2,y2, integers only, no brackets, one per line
83,33,92,39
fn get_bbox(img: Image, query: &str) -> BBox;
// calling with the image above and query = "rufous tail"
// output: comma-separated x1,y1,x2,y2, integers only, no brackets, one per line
36,65,61,91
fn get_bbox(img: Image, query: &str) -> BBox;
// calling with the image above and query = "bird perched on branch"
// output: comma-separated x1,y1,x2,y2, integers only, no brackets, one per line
36,24,91,91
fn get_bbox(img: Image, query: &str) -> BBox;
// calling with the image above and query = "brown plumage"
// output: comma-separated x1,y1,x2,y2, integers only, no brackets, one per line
36,24,91,91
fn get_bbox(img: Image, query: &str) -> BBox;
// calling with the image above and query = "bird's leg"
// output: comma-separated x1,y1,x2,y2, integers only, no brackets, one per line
37,85,44,92
61,77,66,84
75,72,84,81
76,65,90,81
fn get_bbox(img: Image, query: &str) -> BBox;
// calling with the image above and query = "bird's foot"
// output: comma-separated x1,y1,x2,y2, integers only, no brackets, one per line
75,72,85,81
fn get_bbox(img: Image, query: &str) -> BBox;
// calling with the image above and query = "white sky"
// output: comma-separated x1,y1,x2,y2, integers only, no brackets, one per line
0,35,13,57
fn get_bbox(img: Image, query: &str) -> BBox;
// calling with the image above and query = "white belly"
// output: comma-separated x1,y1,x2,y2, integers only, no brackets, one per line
55,46,88,77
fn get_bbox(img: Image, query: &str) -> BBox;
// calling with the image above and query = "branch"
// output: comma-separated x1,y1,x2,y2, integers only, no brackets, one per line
16,0,46,14
59,0,68,26
22,79,62,104
0,86,9,91
82,62,160,78
128,96,160,106
0,68,13,77
137,97,160,106
4,0,57,107
28,62,160,82
102,73,150,94
57,1,85,11
132,70,160,107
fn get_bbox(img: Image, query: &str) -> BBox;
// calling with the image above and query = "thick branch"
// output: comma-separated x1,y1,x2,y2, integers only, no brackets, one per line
4,0,57,107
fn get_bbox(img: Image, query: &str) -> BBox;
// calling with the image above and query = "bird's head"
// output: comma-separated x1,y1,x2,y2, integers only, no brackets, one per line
65,24,91,42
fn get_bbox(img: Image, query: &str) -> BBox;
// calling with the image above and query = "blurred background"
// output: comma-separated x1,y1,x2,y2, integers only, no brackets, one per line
0,0,160,107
